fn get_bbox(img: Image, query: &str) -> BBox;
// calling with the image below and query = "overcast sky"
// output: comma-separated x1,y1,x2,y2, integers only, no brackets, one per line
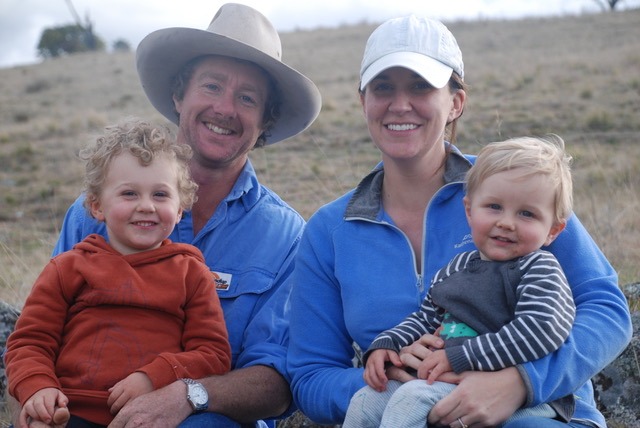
1,0,638,69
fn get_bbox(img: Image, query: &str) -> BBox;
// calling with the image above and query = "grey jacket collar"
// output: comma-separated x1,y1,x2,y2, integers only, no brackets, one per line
345,146,472,220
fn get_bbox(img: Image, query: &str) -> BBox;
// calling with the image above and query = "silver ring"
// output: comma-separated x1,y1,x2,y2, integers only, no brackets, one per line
458,417,468,428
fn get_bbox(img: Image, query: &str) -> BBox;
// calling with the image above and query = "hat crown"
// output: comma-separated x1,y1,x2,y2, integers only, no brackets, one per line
208,3,282,61
361,15,463,81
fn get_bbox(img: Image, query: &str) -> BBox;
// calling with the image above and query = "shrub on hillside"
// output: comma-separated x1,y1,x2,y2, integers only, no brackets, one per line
37,24,105,59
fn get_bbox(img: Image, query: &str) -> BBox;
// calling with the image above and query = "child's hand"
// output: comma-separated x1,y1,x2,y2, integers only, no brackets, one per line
107,372,153,415
19,388,69,428
363,349,403,392
417,349,453,384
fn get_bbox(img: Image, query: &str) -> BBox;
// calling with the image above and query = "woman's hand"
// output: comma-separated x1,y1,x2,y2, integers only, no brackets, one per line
392,334,527,426
427,367,526,427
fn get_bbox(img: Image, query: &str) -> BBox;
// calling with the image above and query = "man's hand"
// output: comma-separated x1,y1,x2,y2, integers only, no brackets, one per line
108,365,292,427
108,381,190,428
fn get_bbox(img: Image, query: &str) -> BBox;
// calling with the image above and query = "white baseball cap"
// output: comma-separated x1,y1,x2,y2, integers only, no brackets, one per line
360,15,464,90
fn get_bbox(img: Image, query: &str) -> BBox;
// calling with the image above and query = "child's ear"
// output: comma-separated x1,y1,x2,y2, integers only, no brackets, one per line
545,222,566,246
463,195,472,221
176,208,183,224
90,199,105,222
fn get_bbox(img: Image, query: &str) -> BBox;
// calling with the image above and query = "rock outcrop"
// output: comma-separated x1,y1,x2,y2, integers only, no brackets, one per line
592,283,640,428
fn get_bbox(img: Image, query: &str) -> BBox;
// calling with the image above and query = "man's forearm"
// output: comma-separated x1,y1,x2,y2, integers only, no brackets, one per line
202,365,292,423
9,366,292,427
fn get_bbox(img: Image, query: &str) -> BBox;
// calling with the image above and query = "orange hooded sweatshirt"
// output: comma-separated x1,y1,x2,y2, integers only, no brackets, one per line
6,234,231,425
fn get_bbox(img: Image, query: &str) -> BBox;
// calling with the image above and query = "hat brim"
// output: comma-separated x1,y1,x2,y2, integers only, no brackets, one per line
360,51,453,90
136,27,322,145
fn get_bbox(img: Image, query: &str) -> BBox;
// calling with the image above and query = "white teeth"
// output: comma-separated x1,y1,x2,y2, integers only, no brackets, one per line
387,123,417,131
134,222,155,227
206,123,232,135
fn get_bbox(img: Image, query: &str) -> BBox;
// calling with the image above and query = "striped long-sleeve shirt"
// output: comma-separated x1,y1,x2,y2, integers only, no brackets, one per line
366,250,576,374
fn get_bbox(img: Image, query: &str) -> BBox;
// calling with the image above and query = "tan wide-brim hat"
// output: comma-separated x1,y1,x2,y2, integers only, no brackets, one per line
136,3,322,145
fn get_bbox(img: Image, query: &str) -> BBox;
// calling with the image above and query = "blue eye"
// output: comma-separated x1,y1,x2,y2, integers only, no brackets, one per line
239,94,257,105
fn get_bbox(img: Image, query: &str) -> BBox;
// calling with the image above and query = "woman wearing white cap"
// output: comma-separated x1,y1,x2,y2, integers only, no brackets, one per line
287,14,630,428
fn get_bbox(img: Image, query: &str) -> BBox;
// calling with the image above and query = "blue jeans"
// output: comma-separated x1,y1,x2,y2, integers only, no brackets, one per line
344,380,557,428
502,417,596,428
178,413,240,427
177,413,271,428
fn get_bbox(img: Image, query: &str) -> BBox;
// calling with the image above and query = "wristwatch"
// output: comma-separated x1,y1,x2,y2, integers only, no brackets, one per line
181,378,208,413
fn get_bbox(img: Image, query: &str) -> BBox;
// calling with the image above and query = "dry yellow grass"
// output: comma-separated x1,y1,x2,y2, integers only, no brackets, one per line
1,9,639,303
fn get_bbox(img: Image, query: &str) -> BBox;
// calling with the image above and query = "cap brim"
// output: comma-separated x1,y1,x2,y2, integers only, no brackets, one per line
136,27,321,145
360,51,453,90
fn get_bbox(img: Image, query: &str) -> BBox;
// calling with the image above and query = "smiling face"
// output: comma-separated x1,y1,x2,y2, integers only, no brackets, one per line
464,169,566,261
90,152,183,255
173,55,269,171
360,67,465,166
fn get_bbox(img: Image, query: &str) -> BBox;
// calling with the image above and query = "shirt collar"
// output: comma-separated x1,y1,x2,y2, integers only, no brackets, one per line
226,159,262,212
345,143,472,220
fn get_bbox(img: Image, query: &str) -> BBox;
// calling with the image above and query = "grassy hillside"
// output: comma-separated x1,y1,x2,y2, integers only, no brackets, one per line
0,9,639,305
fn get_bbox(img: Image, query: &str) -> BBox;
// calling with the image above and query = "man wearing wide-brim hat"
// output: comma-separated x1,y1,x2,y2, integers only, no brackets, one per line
12,3,321,428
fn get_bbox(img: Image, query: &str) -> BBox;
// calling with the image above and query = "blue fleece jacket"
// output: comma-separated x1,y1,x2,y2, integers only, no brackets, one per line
287,146,631,427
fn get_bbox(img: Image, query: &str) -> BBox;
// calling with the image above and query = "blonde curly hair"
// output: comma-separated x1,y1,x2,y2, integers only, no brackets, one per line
80,117,198,215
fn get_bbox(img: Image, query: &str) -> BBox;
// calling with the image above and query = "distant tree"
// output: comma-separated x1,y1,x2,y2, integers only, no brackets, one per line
37,24,105,59
593,0,624,10
36,0,105,59
112,39,132,52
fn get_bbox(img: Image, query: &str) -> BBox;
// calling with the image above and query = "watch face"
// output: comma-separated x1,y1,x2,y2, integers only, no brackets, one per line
183,379,208,411
191,384,208,406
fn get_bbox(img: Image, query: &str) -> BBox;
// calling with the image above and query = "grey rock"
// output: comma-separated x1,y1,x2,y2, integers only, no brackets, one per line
0,301,20,398
592,283,640,428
